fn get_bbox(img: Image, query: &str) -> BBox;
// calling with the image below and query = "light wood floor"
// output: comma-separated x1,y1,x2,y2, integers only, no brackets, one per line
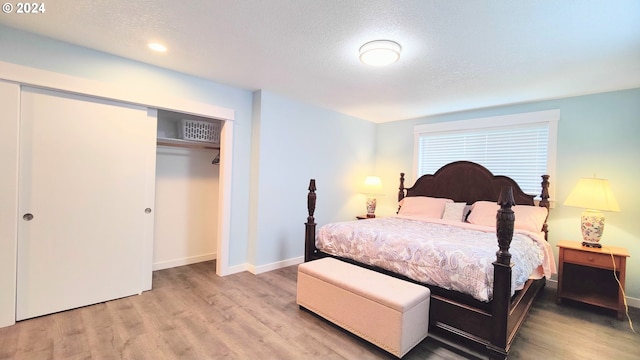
1,261,638,359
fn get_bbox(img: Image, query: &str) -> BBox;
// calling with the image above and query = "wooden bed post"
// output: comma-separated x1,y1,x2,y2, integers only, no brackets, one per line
398,172,406,202
495,186,515,265
489,186,515,359
397,173,406,214
539,175,550,209
539,175,550,240
304,179,317,262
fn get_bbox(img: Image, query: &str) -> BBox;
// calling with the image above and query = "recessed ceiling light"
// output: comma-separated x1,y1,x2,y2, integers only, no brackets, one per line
359,40,401,67
148,43,167,52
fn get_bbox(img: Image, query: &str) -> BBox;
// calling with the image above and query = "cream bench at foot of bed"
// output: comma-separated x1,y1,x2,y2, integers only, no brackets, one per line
297,257,430,358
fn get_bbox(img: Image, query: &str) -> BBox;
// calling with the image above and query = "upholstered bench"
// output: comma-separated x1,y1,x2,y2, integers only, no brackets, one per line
297,257,430,358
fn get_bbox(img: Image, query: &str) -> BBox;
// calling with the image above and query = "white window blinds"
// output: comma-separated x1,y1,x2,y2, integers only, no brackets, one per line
414,110,559,198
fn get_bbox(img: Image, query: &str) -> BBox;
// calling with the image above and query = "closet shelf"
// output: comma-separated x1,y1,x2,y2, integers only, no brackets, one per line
157,137,220,150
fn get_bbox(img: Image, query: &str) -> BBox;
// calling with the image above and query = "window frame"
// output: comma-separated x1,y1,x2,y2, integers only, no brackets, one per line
413,109,559,201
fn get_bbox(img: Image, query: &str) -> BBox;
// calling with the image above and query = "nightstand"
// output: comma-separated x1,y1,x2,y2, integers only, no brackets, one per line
556,240,630,320
356,215,375,220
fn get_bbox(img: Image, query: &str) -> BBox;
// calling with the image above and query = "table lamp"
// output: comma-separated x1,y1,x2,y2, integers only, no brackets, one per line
563,177,620,248
363,176,383,218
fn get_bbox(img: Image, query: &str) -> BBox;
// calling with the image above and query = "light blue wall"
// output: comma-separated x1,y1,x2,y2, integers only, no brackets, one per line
250,90,376,267
375,88,640,299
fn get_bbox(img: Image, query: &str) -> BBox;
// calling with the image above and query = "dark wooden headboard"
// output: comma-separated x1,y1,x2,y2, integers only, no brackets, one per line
399,161,549,206
398,161,550,237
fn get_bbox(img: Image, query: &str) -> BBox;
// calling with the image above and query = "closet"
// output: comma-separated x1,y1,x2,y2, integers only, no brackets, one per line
153,110,222,270
0,62,234,327
15,90,224,320
17,87,157,320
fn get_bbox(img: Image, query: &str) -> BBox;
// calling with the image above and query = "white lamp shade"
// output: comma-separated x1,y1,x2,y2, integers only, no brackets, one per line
564,177,620,212
359,40,401,66
363,176,383,195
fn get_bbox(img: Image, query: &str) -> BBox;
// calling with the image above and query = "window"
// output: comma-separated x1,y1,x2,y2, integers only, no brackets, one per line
414,110,559,198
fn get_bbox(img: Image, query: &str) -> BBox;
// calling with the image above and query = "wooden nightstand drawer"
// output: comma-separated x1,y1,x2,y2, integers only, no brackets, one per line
563,248,620,269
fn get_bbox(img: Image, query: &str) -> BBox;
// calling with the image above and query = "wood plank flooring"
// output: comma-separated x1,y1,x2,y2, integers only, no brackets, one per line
1,261,638,359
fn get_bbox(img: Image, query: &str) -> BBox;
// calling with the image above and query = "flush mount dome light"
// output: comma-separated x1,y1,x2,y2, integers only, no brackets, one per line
148,43,167,52
359,40,401,66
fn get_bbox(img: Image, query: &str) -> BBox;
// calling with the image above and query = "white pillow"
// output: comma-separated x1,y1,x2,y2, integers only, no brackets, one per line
398,196,453,219
467,201,548,232
442,202,467,222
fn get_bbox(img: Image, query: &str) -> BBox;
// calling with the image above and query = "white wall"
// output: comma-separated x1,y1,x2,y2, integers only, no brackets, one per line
154,147,219,270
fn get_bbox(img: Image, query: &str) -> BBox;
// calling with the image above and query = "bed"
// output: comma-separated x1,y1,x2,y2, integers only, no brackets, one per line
303,161,553,359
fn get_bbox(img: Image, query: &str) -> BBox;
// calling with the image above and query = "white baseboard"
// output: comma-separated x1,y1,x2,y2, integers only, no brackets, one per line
224,262,249,275
0,319,14,329
153,253,217,271
247,256,304,275
150,254,300,276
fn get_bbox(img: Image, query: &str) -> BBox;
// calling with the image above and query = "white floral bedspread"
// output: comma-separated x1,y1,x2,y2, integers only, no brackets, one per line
316,216,554,302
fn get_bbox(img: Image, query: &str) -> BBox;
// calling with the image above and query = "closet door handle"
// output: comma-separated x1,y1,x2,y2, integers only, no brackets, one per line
23,213,34,221
145,208,152,214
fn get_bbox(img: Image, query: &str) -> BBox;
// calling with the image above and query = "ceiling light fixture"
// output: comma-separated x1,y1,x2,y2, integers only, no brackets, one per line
359,40,401,66
148,43,167,52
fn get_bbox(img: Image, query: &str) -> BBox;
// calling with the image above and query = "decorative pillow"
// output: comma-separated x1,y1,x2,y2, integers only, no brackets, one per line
442,202,467,222
466,201,499,227
467,201,548,232
398,196,453,219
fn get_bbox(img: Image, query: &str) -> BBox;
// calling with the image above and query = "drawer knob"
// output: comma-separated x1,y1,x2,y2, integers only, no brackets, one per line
588,256,594,262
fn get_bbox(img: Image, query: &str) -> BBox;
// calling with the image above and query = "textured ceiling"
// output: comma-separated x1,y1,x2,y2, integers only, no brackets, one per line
1,0,639,122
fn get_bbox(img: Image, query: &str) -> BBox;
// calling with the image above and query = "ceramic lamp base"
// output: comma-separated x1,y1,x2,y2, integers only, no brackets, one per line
366,197,377,218
580,210,605,246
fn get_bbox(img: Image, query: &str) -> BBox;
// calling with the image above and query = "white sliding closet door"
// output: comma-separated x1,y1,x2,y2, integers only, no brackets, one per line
17,87,156,320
